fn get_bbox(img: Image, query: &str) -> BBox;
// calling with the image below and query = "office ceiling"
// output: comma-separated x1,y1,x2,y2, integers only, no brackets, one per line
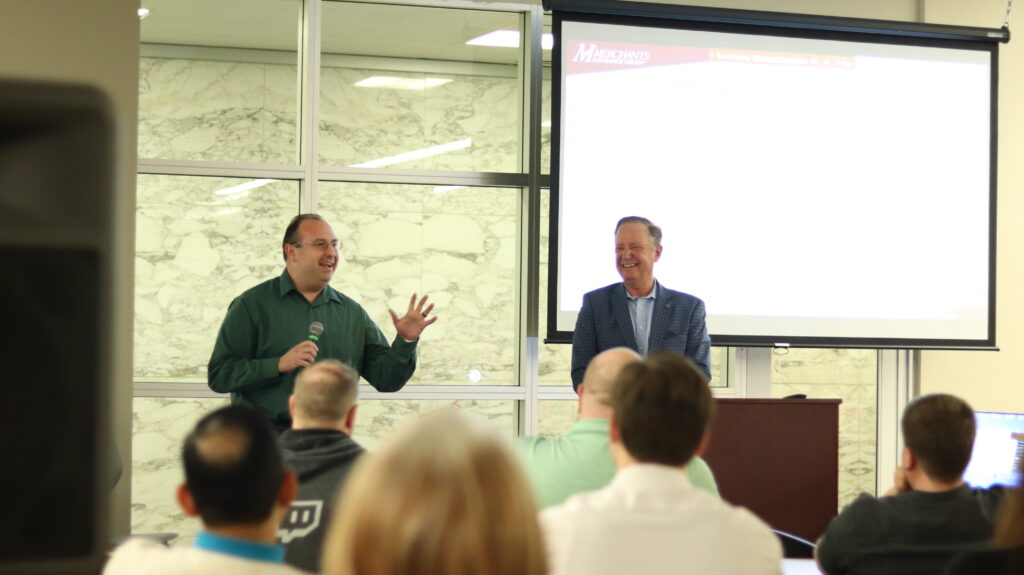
140,0,546,64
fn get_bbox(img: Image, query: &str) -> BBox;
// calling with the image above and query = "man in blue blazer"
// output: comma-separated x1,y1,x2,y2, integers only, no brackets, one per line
571,216,711,390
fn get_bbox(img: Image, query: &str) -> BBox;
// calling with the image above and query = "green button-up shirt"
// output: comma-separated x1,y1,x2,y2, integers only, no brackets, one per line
208,270,417,422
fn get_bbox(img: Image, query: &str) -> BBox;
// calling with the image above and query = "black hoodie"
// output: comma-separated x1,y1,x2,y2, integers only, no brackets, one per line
277,428,365,572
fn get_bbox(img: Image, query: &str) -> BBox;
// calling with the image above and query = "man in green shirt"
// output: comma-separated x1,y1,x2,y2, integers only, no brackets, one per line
516,347,719,508
208,214,436,429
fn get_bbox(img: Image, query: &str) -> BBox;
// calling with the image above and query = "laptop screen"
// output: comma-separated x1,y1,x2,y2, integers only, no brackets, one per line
963,411,1024,489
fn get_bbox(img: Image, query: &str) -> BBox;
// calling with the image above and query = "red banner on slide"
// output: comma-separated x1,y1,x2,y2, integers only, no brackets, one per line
565,41,709,75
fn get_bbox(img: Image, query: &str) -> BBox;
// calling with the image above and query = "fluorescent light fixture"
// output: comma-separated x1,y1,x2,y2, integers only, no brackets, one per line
350,138,472,168
466,30,554,50
354,76,452,90
213,178,275,201
138,7,150,18
433,185,467,194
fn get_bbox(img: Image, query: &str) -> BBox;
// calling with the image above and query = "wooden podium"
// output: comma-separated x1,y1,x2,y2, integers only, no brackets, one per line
702,398,841,542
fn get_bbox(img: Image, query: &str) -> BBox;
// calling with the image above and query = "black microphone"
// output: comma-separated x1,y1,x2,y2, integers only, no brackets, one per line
308,321,324,343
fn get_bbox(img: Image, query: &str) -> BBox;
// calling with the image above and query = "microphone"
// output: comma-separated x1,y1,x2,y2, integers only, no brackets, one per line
308,321,324,342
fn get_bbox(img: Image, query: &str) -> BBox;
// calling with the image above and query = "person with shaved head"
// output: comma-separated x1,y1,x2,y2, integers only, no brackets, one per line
277,359,365,573
104,405,304,575
516,347,718,508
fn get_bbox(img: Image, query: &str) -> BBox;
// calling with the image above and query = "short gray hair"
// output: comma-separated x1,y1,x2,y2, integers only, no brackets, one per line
615,216,662,249
293,359,359,422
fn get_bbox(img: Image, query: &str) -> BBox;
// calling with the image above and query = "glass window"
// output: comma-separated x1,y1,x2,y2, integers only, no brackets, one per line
538,399,577,438
138,0,300,163
134,175,299,381
317,182,518,385
771,348,877,509
319,2,522,172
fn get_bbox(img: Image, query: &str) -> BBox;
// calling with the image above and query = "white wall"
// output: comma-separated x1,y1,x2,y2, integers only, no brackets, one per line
0,0,139,536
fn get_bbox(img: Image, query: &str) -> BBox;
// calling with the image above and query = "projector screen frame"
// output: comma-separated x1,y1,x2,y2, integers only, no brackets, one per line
545,0,1002,350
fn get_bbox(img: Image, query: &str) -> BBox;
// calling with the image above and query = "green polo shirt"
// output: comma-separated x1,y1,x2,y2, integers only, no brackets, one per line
515,418,720,508
208,270,416,422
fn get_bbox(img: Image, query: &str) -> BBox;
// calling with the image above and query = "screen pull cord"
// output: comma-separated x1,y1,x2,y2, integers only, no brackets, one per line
1006,0,1014,29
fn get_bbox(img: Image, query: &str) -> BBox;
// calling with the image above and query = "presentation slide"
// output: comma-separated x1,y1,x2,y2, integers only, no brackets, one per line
554,19,993,345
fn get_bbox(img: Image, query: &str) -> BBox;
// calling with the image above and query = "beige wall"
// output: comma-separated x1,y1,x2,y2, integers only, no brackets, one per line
0,0,139,536
916,2,1024,410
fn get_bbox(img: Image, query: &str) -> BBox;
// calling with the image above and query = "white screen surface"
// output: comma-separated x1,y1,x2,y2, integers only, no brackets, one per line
554,19,993,345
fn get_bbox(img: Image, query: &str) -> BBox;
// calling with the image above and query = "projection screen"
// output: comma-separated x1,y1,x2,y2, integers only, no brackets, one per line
548,3,1003,349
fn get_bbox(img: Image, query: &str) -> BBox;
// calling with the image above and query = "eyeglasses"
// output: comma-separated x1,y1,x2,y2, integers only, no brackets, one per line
291,239,340,252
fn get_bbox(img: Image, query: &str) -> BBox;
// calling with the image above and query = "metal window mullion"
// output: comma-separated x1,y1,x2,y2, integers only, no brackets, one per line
299,0,321,212
515,6,544,438
877,349,912,496
137,159,305,180
359,385,527,402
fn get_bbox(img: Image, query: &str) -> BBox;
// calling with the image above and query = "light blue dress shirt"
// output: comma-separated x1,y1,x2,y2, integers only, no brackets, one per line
625,281,657,356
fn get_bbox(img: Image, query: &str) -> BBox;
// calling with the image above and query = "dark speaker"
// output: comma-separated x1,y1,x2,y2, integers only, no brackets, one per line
0,79,115,574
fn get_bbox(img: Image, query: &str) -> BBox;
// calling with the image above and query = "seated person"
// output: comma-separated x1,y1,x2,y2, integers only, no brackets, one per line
104,405,305,575
278,359,365,572
540,352,781,575
817,394,1005,575
321,411,546,575
516,347,719,507
945,433,1024,575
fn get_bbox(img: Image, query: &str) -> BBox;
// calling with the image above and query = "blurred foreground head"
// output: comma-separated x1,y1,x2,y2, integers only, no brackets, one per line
322,410,547,575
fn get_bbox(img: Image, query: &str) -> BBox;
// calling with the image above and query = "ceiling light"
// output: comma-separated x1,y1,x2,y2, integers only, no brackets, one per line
354,76,452,90
350,138,472,169
466,30,554,50
213,178,274,198
138,7,150,18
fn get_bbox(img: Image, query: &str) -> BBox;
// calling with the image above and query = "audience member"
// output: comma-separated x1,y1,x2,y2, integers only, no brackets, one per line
817,393,1004,575
104,405,305,575
540,352,781,575
277,359,365,572
945,433,1024,575
321,410,546,575
517,347,719,507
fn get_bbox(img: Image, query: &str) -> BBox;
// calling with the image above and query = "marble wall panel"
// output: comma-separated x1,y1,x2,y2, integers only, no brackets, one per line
319,67,518,172
351,399,516,450
772,348,878,510
318,183,518,386
132,397,230,546
131,396,512,543
139,57,297,163
538,399,578,439
135,175,298,381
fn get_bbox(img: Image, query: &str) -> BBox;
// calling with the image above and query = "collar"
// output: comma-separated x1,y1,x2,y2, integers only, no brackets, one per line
624,280,659,301
194,531,285,564
612,462,692,489
276,269,343,304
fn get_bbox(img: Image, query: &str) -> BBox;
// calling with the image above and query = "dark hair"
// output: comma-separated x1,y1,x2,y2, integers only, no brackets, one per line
615,216,662,249
282,213,326,260
182,405,285,526
901,394,976,483
610,352,713,466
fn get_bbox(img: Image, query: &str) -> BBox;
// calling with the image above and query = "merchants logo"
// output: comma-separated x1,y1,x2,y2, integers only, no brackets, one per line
277,500,323,544
572,43,651,66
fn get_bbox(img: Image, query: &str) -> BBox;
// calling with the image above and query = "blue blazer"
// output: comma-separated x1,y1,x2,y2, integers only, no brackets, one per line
570,282,711,389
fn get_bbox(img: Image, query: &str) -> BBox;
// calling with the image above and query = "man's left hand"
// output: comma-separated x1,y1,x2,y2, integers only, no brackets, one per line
389,293,437,341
